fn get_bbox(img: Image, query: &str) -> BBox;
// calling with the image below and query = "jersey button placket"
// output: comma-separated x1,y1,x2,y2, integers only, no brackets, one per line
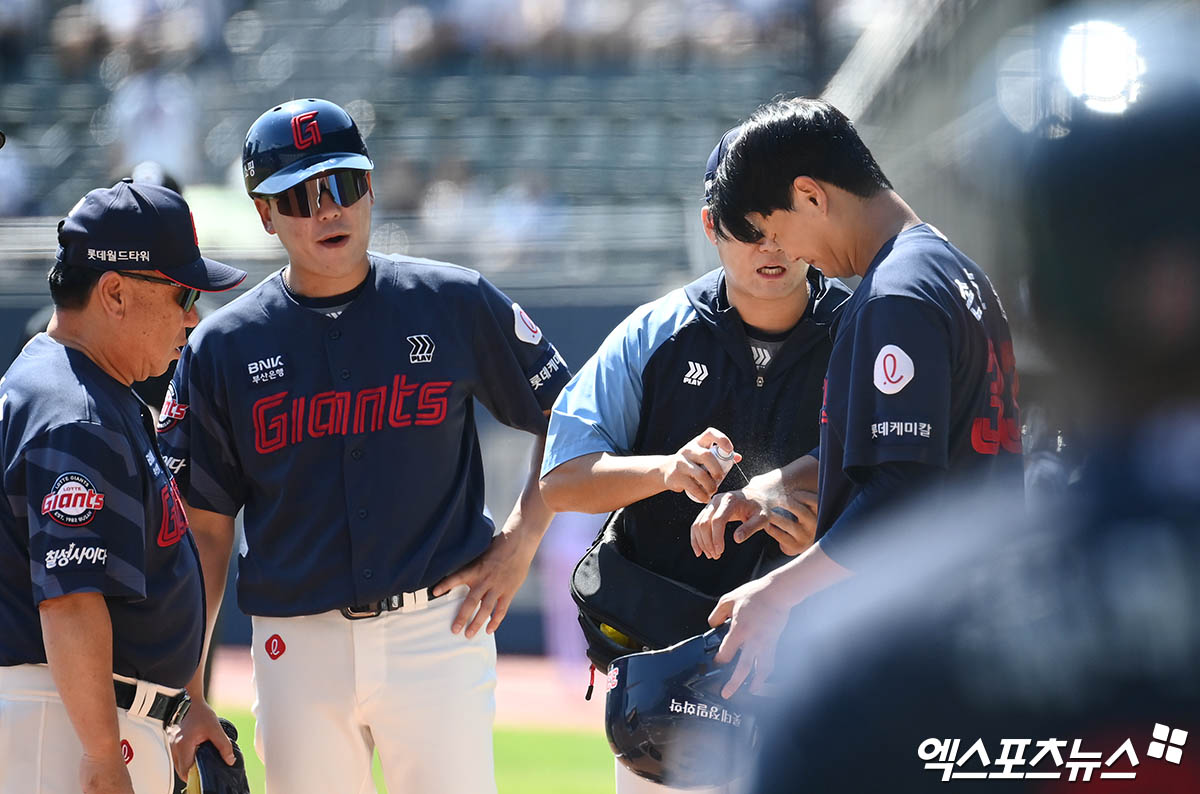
329,329,341,340
350,448,363,460
357,508,368,519
340,368,351,380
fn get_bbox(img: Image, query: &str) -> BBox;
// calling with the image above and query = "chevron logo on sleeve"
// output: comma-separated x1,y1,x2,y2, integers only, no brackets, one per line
683,361,708,386
407,334,435,364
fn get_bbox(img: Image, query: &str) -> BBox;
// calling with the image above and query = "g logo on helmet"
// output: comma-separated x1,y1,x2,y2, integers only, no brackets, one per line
291,111,321,150
41,473,105,526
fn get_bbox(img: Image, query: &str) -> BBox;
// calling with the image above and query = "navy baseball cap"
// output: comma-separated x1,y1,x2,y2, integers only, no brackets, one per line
703,126,742,204
57,179,247,293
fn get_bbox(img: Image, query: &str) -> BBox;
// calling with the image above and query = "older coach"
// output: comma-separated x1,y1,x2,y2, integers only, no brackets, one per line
0,180,244,793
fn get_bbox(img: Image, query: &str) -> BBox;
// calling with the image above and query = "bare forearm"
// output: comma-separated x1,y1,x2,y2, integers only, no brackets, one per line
540,451,671,514
182,501,236,700
502,432,555,554
39,593,122,758
778,454,819,497
762,541,852,603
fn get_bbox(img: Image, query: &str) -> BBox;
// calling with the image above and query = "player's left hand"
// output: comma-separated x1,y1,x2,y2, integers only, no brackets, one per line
172,698,236,778
691,471,817,559
434,528,539,638
707,574,793,698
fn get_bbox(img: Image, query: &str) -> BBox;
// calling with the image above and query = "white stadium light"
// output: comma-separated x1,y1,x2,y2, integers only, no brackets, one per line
1059,20,1145,114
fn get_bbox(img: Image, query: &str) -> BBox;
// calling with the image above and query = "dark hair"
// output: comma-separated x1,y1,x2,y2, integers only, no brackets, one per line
711,98,893,243
47,262,102,309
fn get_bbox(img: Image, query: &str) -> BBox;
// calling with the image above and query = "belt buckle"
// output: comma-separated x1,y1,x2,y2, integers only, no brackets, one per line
340,604,383,620
166,692,191,728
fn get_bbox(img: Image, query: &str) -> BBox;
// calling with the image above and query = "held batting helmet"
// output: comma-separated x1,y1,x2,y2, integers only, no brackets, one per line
241,98,373,197
605,624,760,789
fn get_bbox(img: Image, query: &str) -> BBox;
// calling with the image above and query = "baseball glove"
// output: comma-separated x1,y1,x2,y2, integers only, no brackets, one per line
185,717,250,794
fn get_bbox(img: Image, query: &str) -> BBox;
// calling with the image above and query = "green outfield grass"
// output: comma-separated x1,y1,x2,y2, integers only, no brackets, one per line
224,708,613,793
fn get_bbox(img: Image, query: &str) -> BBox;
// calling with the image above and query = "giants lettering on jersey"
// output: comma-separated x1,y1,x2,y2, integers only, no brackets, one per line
41,473,105,526
157,476,189,548
252,374,453,454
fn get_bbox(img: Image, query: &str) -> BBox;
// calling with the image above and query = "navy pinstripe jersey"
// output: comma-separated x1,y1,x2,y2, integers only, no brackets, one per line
0,334,204,688
543,267,851,598
816,224,1024,554
160,253,570,617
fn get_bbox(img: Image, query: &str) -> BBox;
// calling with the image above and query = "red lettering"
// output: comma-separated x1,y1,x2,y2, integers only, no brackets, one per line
353,386,387,434
308,391,350,438
388,374,418,428
291,111,321,150
291,396,305,445
253,392,288,454
416,381,451,426
251,378,455,455
156,478,188,547
971,340,1022,455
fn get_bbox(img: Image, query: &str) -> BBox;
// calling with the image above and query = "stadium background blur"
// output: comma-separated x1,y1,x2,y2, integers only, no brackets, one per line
0,0,1174,661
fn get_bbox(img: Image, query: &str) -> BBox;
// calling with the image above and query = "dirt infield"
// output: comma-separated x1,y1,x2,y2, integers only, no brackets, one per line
210,647,605,729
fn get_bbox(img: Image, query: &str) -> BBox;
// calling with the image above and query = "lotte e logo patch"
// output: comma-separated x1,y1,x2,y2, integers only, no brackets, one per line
512,302,543,345
120,740,133,765
291,111,321,150
874,345,915,395
265,634,286,660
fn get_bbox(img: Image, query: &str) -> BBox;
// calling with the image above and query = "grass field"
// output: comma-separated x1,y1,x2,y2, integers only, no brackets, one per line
224,707,614,793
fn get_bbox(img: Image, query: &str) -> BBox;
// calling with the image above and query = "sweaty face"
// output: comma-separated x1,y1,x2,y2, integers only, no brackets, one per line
262,171,374,281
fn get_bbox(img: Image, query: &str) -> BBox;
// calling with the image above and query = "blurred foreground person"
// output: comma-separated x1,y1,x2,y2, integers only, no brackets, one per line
750,85,1200,792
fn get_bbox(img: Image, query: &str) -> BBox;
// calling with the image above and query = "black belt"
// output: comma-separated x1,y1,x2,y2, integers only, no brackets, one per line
113,679,191,729
340,586,443,619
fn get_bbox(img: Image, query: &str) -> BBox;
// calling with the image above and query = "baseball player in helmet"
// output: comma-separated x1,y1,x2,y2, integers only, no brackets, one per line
0,180,245,793
161,98,570,793
540,128,849,793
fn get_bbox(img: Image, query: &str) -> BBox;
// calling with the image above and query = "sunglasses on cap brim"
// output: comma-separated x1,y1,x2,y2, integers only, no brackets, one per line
118,271,201,312
267,169,370,218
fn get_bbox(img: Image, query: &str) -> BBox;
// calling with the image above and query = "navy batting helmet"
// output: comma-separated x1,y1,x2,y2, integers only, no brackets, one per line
605,624,760,789
241,98,373,196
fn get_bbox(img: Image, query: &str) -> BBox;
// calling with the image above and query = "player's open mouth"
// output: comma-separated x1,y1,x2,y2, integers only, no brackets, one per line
757,266,786,276
319,234,349,247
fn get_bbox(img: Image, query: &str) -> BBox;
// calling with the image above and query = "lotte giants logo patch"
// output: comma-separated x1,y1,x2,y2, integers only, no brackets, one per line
512,303,543,345
156,381,187,432
873,345,915,395
121,740,134,764
291,111,321,150
41,473,105,526
265,634,286,660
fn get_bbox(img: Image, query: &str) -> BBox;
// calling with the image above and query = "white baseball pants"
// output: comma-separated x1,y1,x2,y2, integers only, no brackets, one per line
249,585,497,794
0,664,177,794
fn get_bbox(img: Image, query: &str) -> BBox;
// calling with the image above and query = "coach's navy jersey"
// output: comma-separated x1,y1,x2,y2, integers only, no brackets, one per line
161,253,570,617
544,267,851,598
0,335,204,688
816,224,1023,552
